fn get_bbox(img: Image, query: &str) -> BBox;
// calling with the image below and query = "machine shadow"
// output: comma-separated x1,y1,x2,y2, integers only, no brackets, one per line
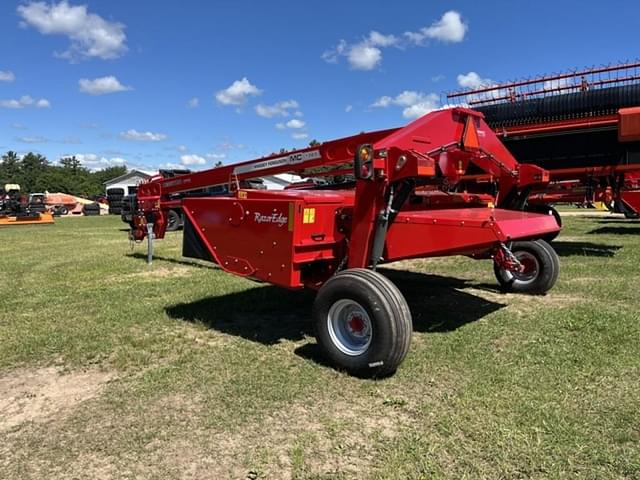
587,226,640,235
551,241,622,257
165,269,506,354
126,252,215,270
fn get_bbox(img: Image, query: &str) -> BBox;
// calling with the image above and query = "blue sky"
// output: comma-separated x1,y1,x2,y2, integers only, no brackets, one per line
1,0,638,172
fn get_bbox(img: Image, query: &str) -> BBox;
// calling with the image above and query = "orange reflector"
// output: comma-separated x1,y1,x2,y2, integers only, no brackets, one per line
462,116,480,150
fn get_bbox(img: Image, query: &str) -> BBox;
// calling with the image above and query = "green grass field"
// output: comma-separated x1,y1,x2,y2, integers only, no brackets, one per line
1,214,639,479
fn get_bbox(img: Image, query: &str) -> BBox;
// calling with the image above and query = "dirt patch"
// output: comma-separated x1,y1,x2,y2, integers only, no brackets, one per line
130,397,412,479
0,366,114,432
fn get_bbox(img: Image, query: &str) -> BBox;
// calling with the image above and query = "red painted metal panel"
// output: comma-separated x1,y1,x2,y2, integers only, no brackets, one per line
385,208,559,260
619,107,640,142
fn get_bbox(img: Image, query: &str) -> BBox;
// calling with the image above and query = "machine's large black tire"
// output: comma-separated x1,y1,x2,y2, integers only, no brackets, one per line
165,209,182,231
312,268,412,377
494,239,560,295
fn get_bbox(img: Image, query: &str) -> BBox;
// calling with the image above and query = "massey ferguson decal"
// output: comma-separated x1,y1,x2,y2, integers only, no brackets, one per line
254,212,288,226
234,149,321,175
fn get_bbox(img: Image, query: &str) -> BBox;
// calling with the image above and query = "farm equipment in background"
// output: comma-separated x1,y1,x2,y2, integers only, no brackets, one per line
121,169,266,230
0,184,54,226
447,61,640,220
129,107,560,376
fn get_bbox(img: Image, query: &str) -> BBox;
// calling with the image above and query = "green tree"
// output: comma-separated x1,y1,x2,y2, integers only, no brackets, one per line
19,153,48,192
0,151,21,185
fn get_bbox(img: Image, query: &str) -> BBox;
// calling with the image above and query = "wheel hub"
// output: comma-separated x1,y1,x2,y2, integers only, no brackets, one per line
327,299,372,356
512,251,539,283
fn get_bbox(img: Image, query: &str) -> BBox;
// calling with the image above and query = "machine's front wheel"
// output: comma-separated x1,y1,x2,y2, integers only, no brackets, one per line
494,239,559,295
312,268,412,377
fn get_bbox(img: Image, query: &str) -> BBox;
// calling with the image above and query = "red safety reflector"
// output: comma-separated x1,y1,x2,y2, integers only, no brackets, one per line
462,116,480,150
619,107,640,142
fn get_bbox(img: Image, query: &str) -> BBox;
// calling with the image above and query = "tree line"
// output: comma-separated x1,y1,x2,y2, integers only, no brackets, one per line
0,151,127,197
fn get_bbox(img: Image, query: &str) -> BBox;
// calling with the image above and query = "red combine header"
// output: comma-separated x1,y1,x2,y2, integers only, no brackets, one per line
131,108,560,376
448,61,640,219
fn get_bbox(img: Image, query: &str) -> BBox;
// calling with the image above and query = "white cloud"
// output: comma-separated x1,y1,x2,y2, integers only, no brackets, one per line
206,152,226,160
405,11,468,44
323,13,466,71
285,119,305,129
371,90,440,119
158,162,183,170
79,75,131,95
177,145,188,153
215,77,262,105
348,44,382,70
368,31,398,47
321,39,347,63
0,70,15,82
120,129,167,142
457,72,493,89
17,1,127,61
0,95,51,109
275,123,286,130
11,123,27,129
73,153,127,171
180,154,206,166
18,135,48,144
187,97,199,108
255,100,299,118
345,104,353,113
323,30,398,71
371,96,393,108
291,132,308,140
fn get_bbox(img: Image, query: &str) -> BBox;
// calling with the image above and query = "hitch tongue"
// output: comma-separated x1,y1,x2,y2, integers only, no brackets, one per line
494,243,524,273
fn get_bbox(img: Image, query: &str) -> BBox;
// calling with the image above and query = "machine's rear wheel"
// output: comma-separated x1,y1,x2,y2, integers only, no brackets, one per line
494,239,559,294
312,268,412,377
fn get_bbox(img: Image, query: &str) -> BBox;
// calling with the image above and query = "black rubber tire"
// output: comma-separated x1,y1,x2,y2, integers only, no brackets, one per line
494,239,560,295
58,206,69,215
312,268,412,377
165,209,182,231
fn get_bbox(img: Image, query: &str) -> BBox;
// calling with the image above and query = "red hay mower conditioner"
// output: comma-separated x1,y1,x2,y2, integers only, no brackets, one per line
131,108,560,376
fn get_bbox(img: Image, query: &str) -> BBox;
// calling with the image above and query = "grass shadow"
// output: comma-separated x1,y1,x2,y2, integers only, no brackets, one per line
551,241,622,257
587,226,640,235
165,269,506,351
166,286,315,344
127,252,215,270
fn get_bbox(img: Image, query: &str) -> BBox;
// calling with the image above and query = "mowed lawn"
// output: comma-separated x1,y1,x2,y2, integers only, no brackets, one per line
0,213,638,479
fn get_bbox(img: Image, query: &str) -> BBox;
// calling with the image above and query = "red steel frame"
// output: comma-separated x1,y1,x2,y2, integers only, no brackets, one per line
133,108,559,290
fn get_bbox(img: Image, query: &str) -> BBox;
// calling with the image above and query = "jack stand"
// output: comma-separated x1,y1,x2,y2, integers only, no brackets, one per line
146,222,154,265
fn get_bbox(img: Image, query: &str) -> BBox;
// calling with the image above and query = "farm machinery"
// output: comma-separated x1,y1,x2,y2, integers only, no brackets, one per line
130,107,560,376
448,61,640,222
0,184,54,226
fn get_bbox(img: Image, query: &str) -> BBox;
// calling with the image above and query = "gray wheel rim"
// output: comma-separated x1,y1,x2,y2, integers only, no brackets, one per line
503,251,540,285
327,299,372,356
